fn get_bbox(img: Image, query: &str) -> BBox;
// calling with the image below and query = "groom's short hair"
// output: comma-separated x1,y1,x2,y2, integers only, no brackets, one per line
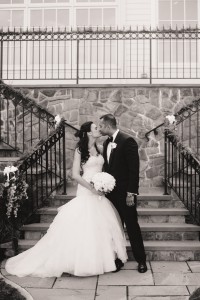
100,114,117,128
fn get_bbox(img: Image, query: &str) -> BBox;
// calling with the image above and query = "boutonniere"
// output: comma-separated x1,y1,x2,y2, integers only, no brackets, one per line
110,142,117,150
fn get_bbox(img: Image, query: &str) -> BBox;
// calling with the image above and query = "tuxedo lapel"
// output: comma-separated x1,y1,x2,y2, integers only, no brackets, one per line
103,138,110,166
108,131,121,168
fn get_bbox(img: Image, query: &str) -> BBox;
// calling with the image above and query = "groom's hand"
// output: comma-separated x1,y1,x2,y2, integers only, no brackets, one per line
126,193,137,207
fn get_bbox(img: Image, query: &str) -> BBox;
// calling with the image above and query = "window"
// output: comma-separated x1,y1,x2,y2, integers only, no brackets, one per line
0,0,24,3
157,0,199,77
31,0,69,3
0,10,24,28
30,9,69,29
76,8,116,28
158,0,198,29
76,0,115,2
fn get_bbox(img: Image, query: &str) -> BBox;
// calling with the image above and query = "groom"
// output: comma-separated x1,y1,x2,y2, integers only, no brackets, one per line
99,114,147,273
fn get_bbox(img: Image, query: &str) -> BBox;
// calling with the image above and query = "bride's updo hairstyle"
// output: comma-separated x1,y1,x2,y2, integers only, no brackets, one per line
75,121,99,165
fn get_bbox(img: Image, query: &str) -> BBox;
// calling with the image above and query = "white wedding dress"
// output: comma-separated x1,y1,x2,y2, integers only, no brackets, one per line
5,155,127,277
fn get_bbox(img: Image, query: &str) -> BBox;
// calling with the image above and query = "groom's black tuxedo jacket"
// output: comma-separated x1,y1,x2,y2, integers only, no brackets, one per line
103,131,139,197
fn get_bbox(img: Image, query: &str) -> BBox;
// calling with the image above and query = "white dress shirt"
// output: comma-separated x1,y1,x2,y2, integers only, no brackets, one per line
107,129,119,162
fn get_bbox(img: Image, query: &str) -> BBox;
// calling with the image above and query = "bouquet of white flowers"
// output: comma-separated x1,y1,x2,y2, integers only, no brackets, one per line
91,172,116,194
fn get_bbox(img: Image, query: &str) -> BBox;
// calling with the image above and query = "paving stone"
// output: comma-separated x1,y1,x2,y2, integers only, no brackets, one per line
98,270,154,286
27,288,95,300
5,275,55,288
123,261,150,270
128,286,189,297
151,262,191,273
128,297,189,300
154,273,200,285
53,276,97,289
187,286,200,294
96,286,126,300
187,261,200,272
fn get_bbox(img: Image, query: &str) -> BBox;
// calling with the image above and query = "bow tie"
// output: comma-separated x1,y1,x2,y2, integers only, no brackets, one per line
108,136,113,143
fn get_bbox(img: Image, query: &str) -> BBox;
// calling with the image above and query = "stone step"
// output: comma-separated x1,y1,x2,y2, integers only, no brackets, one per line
2,240,200,261
21,222,200,241
0,142,19,157
22,222,200,232
168,177,199,188
37,207,189,223
0,157,20,162
51,194,185,209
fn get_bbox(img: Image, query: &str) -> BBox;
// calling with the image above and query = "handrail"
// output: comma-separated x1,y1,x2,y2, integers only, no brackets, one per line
0,80,78,152
0,82,79,253
0,80,78,133
0,26,199,38
145,98,200,141
12,120,73,229
0,80,55,123
1,27,200,84
164,130,200,224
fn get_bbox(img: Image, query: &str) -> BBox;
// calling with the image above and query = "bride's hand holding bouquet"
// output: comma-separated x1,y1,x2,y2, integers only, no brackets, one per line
90,172,116,198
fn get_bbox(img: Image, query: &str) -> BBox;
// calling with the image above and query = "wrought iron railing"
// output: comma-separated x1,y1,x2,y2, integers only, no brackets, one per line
145,97,200,224
0,27,200,84
0,81,55,154
3,120,77,254
145,97,200,160
17,120,67,213
164,130,200,225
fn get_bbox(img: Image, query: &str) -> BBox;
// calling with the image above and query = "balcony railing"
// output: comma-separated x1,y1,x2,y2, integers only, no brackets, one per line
0,27,200,84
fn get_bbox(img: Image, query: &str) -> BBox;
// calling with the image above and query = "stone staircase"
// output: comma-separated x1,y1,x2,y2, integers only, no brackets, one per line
2,184,200,261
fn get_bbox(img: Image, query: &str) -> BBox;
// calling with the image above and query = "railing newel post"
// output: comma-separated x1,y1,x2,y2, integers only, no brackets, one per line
0,38,3,80
62,124,67,195
164,130,169,195
149,35,152,84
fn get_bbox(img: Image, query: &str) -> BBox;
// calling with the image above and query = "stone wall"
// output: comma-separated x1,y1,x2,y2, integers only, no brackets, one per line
18,86,200,188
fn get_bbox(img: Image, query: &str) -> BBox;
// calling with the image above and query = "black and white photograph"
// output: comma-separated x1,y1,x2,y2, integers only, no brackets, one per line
0,0,200,299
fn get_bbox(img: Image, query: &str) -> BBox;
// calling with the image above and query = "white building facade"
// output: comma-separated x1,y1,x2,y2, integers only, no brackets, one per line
0,0,199,30
0,0,200,85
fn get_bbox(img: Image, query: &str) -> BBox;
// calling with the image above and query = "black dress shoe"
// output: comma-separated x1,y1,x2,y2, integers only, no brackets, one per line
112,258,124,273
138,262,147,273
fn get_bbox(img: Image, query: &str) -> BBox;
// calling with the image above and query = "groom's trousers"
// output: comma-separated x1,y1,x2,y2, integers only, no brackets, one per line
108,193,146,263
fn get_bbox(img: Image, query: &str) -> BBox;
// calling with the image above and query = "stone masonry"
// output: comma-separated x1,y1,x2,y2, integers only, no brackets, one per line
13,86,200,187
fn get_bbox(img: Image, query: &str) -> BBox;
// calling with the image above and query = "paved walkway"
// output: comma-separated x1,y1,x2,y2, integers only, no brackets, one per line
1,260,200,299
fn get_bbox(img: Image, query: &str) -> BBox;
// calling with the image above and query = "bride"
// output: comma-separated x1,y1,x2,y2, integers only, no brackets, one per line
5,121,127,277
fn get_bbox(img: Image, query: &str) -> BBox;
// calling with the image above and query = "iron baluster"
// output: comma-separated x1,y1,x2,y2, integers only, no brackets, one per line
186,153,189,208
15,103,17,149
76,39,79,84
59,135,61,180
7,99,9,144
149,36,152,84
54,139,57,187
41,150,44,203
164,130,169,195
23,105,25,152
0,40,3,80
190,161,193,216
36,152,39,208
46,144,49,200
62,125,67,195
31,106,33,147
50,145,53,193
